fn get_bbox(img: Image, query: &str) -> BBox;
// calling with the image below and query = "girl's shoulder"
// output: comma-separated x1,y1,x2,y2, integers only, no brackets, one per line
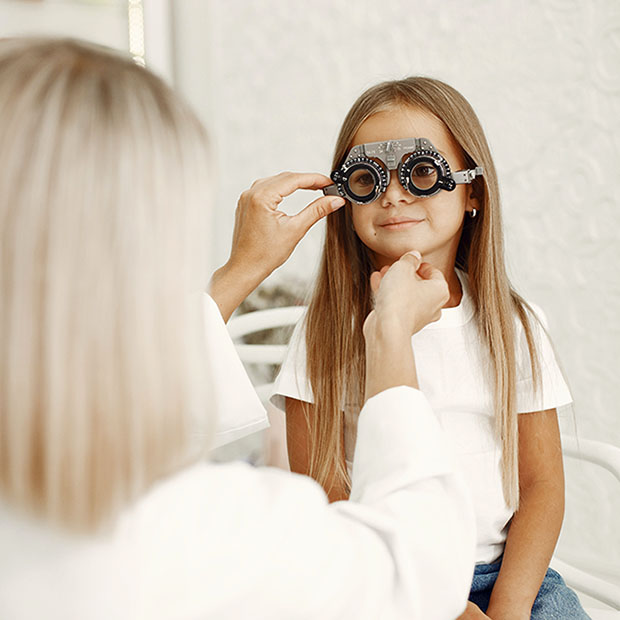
511,298,572,412
270,310,313,408
513,300,550,349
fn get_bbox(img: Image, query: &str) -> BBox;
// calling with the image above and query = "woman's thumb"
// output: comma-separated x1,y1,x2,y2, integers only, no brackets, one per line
401,250,422,271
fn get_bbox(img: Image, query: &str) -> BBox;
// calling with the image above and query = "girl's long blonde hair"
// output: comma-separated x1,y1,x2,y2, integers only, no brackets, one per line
305,77,540,509
0,38,212,531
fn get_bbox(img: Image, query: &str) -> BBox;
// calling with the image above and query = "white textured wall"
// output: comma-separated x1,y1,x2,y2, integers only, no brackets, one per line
174,0,620,574
0,0,128,49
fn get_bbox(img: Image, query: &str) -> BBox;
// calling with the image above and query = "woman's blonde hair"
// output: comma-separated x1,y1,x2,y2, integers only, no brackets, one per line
304,77,541,509
0,38,212,531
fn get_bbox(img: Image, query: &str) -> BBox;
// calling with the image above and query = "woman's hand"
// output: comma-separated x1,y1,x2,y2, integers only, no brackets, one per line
456,602,492,619
363,251,449,341
229,172,344,279
210,172,344,321
362,251,448,401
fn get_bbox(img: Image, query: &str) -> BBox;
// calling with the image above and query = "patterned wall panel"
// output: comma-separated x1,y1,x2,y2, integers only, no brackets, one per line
176,0,620,571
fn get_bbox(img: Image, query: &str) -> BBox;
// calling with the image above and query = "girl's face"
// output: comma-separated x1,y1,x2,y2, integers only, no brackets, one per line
350,105,477,270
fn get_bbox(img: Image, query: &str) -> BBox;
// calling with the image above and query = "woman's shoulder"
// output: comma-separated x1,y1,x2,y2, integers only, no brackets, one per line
130,462,331,616
134,460,327,544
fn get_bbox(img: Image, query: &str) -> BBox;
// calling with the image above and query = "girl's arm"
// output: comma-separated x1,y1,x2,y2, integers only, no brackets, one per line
485,407,565,620
285,397,349,502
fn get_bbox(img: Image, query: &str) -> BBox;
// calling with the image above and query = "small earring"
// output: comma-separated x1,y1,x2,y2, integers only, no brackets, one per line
468,208,478,219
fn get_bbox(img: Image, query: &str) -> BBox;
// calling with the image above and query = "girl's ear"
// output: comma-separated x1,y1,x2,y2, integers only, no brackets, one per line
466,177,483,214
466,193,481,215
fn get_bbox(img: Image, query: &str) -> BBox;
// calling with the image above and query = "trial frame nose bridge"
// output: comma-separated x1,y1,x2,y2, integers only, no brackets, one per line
354,137,435,170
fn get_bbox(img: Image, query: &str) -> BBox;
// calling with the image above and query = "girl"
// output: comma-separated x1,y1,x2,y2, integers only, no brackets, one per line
272,77,589,619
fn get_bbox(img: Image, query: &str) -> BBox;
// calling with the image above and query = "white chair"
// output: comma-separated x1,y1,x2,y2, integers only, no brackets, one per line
550,436,620,616
228,306,620,617
227,305,305,403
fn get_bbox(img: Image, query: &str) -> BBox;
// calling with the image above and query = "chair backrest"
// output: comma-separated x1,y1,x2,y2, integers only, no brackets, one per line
552,436,620,611
227,306,305,402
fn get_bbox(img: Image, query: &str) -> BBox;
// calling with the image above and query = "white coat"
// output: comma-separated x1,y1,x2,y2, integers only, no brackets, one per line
0,297,475,619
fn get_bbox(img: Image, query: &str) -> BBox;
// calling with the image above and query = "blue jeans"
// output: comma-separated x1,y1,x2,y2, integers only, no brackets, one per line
470,558,591,619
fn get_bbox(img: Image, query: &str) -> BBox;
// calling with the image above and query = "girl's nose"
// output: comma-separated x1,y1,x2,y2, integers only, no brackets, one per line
379,174,414,207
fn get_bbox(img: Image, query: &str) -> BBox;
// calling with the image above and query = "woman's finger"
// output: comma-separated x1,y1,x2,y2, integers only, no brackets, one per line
291,194,345,236
369,270,383,294
369,265,391,294
399,250,422,272
255,171,334,202
417,262,445,282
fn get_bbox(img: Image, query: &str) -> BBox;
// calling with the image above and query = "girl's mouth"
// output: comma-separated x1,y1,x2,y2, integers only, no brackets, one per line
379,218,424,230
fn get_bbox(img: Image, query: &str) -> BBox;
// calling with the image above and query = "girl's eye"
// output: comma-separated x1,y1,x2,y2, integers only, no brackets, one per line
348,168,378,198
412,165,435,177
409,162,438,191
357,173,374,187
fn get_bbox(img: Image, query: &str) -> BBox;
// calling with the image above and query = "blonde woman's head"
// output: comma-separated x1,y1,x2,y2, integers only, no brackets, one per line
0,38,212,531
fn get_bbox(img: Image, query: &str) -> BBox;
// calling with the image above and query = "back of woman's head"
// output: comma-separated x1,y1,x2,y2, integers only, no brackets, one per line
0,38,212,531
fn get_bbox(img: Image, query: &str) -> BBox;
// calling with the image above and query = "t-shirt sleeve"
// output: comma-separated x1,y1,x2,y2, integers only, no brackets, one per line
515,303,572,413
269,314,315,411
202,294,269,448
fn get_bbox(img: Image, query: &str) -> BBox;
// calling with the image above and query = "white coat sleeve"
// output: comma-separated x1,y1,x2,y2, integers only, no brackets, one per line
202,294,269,448
0,389,475,620
310,387,476,620
159,388,475,620
139,387,475,620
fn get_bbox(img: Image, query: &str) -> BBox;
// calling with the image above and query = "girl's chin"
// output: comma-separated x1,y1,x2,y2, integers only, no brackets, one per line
369,246,423,266
368,250,409,270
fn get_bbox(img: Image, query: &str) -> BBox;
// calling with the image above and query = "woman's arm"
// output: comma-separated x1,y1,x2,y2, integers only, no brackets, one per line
285,397,349,502
285,258,439,505
198,385,475,620
230,254,472,618
485,407,565,620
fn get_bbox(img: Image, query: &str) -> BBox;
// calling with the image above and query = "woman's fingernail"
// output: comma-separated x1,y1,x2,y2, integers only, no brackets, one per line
330,197,345,208
405,250,422,260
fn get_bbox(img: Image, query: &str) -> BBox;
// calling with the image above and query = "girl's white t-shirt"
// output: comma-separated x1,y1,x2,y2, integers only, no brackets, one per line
271,271,572,564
